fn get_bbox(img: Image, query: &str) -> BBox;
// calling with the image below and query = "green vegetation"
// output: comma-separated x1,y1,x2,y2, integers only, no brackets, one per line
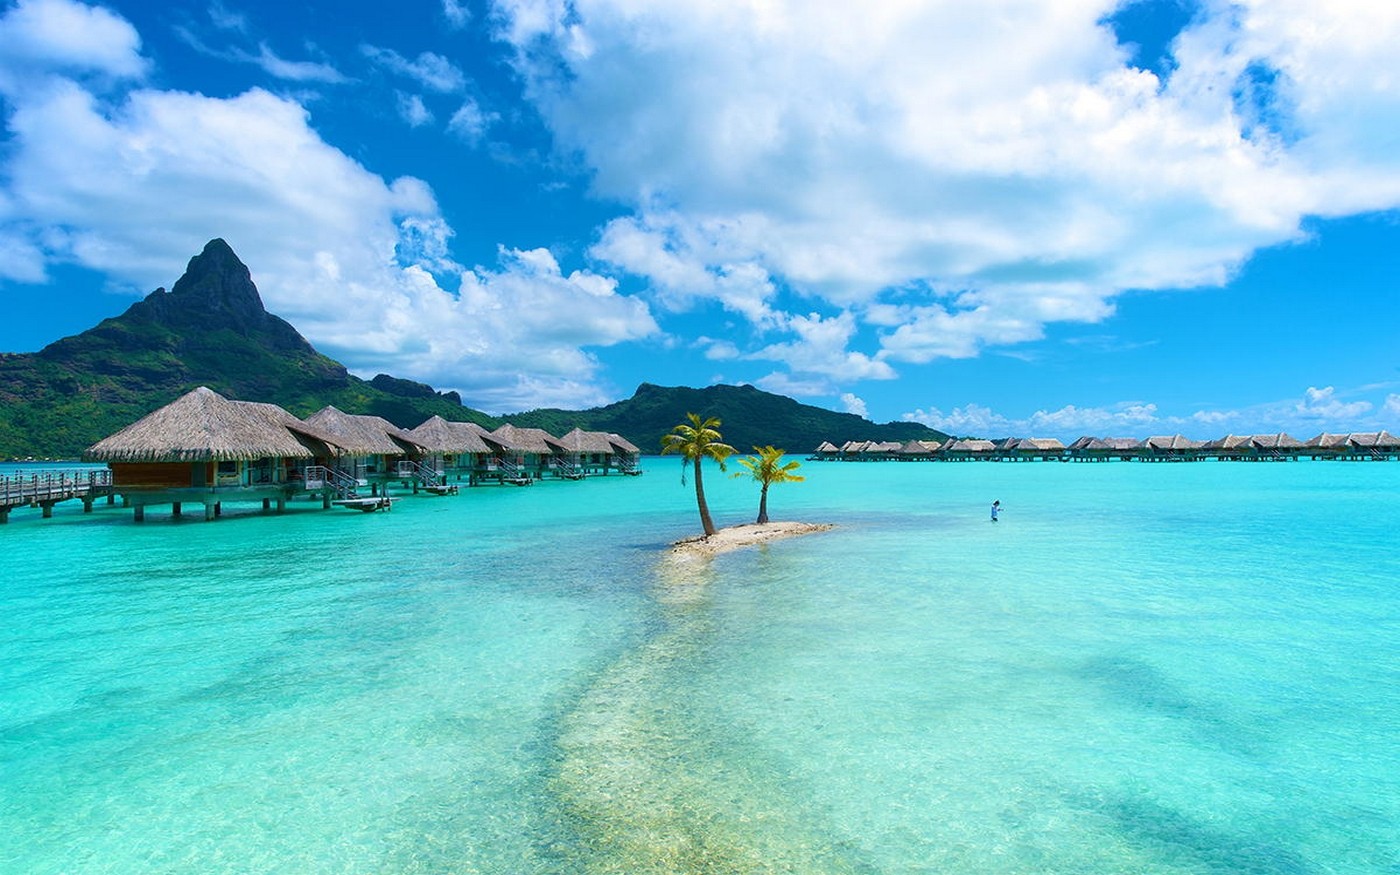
661,413,737,537
0,239,950,459
509,382,948,457
733,446,804,524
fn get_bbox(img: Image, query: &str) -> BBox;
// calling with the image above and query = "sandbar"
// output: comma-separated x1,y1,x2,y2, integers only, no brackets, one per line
670,521,834,558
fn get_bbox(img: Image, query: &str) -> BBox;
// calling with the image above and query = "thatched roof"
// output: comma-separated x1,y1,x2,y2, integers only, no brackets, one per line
409,415,495,454
1016,437,1066,451
899,440,940,454
946,439,996,452
1145,434,1204,450
83,386,335,463
1248,433,1303,449
305,406,424,456
1352,431,1400,448
491,423,563,454
606,433,641,455
814,441,840,453
1203,434,1251,450
1304,433,1348,448
556,427,617,454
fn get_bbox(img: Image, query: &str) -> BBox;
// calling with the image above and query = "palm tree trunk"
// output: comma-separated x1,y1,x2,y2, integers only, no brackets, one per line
756,483,769,524
694,456,717,535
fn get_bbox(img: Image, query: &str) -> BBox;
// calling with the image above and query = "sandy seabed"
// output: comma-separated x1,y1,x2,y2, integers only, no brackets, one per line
670,521,834,558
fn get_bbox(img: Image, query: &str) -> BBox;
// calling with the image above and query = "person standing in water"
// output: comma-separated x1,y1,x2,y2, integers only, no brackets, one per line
990,500,1001,523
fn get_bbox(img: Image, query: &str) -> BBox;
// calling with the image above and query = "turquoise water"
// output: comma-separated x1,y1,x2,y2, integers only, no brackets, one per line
3,459,1397,873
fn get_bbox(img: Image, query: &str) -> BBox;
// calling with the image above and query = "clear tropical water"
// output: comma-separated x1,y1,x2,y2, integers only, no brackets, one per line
2,458,1397,874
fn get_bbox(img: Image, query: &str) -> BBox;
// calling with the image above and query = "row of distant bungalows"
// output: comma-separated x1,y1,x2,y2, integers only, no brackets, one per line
82,386,642,521
812,432,1400,462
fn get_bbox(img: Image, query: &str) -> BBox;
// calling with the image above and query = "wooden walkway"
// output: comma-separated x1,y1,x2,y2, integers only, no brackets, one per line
1,469,114,523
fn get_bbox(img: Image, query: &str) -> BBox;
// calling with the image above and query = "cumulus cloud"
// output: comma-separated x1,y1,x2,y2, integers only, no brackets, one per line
1386,395,1400,419
0,0,656,411
840,392,867,418
499,0,1400,380
1294,385,1372,419
0,0,146,87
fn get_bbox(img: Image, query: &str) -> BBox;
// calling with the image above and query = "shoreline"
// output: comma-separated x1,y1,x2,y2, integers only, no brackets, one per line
670,521,834,558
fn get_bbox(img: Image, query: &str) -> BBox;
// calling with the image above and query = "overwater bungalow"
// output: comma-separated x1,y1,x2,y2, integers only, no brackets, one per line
1202,434,1252,460
489,423,568,480
1066,437,1139,462
940,438,997,461
1141,434,1206,461
554,428,612,477
1244,433,1305,460
812,440,841,460
1001,437,1067,461
604,433,643,474
304,406,434,493
898,440,941,460
83,386,347,521
407,415,506,485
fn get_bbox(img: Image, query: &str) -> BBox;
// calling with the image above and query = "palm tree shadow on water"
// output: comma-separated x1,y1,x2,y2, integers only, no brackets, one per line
543,547,879,875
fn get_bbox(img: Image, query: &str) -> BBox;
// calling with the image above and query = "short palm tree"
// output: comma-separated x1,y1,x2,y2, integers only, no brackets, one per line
661,412,736,536
734,445,804,524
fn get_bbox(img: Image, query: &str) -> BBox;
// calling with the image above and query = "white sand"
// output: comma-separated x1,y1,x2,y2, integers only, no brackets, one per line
670,521,834,558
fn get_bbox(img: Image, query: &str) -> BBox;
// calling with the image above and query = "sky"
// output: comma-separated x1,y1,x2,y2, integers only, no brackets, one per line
0,0,1397,440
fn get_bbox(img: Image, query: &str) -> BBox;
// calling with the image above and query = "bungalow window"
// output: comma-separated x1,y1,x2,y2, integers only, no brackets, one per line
216,460,241,486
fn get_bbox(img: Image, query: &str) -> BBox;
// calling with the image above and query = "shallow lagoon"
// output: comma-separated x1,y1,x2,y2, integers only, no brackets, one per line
3,458,1398,873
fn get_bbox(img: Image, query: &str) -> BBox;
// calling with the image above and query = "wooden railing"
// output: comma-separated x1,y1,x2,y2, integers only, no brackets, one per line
0,469,112,507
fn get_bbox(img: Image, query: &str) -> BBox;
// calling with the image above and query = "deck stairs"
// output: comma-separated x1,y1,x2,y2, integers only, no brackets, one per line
497,459,534,486
397,460,446,488
304,465,361,498
554,458,585,480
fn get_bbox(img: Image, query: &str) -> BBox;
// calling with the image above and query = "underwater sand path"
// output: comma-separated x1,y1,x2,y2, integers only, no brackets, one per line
548,520,866,874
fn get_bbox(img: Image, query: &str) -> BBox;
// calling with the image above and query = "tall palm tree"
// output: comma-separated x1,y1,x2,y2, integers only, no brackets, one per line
734,445,804,524
661,412,736,536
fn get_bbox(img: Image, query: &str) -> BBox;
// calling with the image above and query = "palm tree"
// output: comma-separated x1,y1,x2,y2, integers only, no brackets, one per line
661,412,736,536
734,445,804,524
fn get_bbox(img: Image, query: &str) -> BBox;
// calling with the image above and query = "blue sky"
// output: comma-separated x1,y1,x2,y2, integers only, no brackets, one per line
0,0,1397,439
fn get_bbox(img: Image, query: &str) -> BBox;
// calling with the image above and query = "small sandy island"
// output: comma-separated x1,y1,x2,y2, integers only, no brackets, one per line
670,521,834,558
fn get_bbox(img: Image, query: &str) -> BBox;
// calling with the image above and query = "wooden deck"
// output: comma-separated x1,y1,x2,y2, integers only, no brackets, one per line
0,469,114,523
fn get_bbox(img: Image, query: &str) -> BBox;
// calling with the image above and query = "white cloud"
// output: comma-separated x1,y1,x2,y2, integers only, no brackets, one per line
442,0,471,30
247,41,346,83
397,91,434,127
905,399,1176,439
0,6,657,412
750,311,896,381
753,372,834,398
0,0,146,88
1294,385,1372,419
447,97,498,144
904,385,1398,441
840,392,867,418
499,0,1400,373
207,2,247,33
361,45,465,92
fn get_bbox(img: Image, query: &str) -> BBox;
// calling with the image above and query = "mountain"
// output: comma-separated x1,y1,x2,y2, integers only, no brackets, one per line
509,382,948,454
0,239,488,458
0,238,947,458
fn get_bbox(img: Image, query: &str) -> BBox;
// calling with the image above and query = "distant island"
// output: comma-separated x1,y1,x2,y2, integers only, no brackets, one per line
0,239,948,459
